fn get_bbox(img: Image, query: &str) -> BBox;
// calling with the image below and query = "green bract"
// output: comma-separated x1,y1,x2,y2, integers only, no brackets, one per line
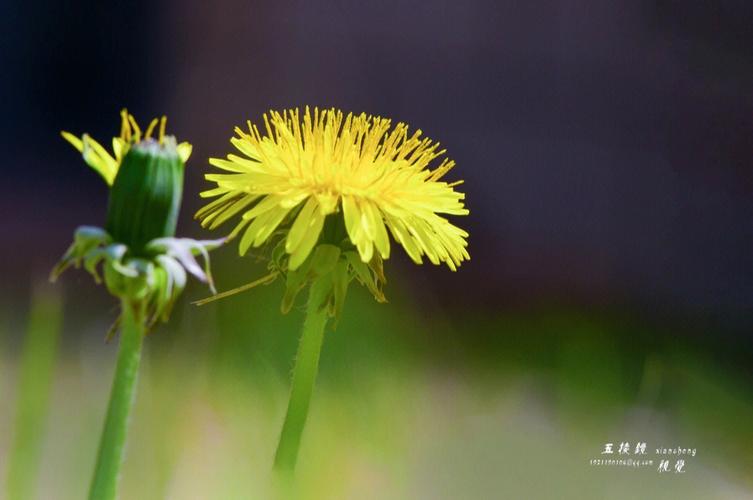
277,215,386,318
275,243,385,319
268,213,387,326
106,139,184,255
51,226,223,328
197,213,386,324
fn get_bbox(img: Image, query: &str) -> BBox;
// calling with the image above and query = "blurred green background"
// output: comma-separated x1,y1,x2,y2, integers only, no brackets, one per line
2,254,753,498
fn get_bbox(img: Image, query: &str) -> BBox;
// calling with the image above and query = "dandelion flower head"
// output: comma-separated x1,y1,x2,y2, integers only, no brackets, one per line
197,107,470,272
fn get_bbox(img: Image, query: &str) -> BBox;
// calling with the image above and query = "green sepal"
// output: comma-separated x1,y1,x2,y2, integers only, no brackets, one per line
281,251,314,314
281,244,340,314
152,254,187,323
50,226,111,281
52,225,222,331
104,258,153,301
106,139,184,255
344,251,386,303
329,259,351,328
309,244,340,275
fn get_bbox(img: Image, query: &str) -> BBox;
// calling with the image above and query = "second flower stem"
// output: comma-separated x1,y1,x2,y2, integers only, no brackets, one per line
274,279,330,474
88,298,145,500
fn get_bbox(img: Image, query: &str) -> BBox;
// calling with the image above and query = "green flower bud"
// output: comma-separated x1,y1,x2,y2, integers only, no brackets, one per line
105,138,184,255
103,258,152,301
55,110,221,329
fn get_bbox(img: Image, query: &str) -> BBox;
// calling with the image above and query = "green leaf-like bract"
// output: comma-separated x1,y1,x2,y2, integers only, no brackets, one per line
106,141,184,255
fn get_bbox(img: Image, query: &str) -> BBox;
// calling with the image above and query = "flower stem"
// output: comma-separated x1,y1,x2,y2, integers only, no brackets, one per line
273,279,330,474
88,299,145,500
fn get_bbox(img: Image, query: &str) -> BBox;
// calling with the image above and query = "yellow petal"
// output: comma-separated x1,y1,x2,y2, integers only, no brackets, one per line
231,136,261,160
365,203,390,259
61,131,83,152
199,186,232,199
208,158,248,173
249,206,291,247
385,215,423,264
82,135,118,185
196,191,237,224
112,137,126,162
209,195,258,229
341,195,362,244
177,142,193,163
356,236,374,263
241,195,284,221
405,219,440,265
360,202,390,258
285,197,317,253
288,207,325,270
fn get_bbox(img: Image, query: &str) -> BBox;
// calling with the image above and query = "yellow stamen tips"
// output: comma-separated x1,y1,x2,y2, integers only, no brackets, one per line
120,109,131,142
144,118,159,140
159,116,167,145
128,114,142,143
197,107,470,271
62,109,194,185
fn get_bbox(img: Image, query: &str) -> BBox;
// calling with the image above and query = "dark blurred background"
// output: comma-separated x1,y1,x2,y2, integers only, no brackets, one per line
3,0,752,327
2,1,753,497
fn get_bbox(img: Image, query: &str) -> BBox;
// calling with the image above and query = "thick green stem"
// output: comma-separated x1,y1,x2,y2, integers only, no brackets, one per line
274,279,330,474
88,299,145,500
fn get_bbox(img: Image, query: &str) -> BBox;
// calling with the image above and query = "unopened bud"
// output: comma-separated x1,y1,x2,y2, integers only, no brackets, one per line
105,138,184,255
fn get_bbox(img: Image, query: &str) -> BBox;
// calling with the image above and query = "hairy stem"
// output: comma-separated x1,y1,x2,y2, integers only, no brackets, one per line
274,279,330,474
88,299,145,500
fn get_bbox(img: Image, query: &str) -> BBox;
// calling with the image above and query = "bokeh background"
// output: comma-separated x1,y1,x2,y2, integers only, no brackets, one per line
2,1,752,498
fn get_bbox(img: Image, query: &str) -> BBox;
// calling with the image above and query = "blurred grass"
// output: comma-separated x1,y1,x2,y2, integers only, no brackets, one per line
1,262,753,498
5,285,62,500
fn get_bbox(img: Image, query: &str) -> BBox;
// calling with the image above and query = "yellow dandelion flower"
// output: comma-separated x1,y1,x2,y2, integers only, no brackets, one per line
196,107,469,271
196,107,471,473
61,109,193,185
